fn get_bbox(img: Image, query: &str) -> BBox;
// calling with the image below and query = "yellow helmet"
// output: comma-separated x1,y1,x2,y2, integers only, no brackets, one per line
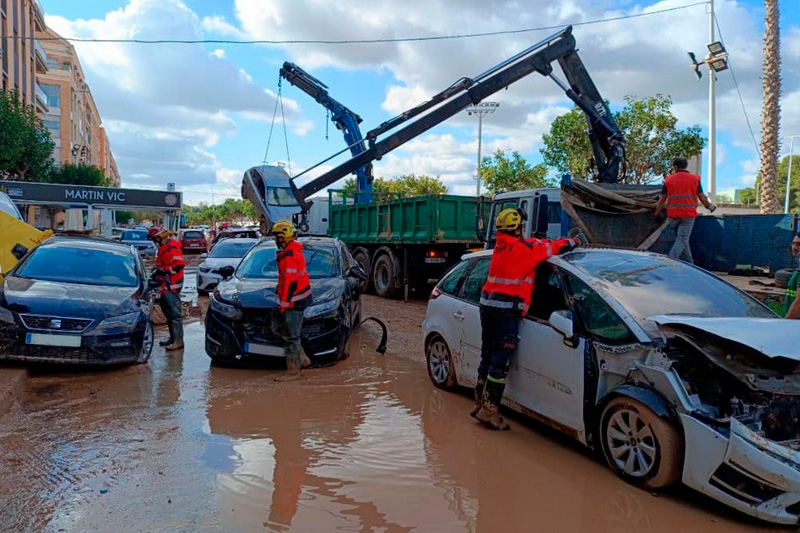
269,220,296,239
495,208,524,232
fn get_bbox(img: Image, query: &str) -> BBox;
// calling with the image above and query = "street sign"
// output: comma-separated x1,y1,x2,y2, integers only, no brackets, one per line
0,181,182,210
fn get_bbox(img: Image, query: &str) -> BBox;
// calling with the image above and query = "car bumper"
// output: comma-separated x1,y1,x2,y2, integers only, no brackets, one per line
204,308,344,365
197,271,221,291
183,243,207,253
682,414,800,525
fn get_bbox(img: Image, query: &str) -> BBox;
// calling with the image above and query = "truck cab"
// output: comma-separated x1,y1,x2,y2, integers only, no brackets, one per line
485,188,564,247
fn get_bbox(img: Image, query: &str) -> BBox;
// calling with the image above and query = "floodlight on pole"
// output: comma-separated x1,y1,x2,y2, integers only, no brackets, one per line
466,102,499,196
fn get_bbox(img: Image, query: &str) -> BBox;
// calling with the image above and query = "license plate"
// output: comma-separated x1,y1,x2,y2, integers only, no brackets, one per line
190,243,200,247
26,333,82,347
244,342,284,357
424,258,446,264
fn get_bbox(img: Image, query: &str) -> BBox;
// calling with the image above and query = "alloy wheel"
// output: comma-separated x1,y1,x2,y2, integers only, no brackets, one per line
605,409,657,478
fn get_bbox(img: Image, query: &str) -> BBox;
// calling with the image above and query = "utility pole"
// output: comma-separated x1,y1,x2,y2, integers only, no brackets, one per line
466,102,499,196
708,0,716,202
786,135,798,214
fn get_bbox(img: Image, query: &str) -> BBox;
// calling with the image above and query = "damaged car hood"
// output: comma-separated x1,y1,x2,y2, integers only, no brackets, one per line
216,276,344,309
650,316,800,394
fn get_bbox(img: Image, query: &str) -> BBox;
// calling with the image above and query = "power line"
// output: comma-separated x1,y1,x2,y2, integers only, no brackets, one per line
20,2,707,45
713,13,761,157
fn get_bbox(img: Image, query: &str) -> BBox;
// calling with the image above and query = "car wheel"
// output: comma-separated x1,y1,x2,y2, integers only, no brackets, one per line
352,248,374,294
426,335,457,390
600,397,682,490
373,253,400,299
135,320,154,364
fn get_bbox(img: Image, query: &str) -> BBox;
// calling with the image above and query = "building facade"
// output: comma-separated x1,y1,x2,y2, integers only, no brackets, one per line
1,0,47,113
98,127,121,187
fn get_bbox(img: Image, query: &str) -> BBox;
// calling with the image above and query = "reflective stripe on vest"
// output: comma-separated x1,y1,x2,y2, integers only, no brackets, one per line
486,275,535,286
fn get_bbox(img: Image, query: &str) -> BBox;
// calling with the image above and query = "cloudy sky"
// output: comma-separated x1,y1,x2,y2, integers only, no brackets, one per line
42,0,800,205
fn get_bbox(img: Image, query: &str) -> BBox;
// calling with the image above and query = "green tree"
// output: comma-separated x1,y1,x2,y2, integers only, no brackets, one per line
479,149,550,193
752,155,800,212
541,94,705,184
739,187,758,206
340,174,448,197
0,90,54,181
115,211,134,225
45,163,109,186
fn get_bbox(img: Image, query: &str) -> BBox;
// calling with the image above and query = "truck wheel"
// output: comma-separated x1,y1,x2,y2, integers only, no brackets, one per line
775,268,793,289
352,248,374,294
373,253,400,299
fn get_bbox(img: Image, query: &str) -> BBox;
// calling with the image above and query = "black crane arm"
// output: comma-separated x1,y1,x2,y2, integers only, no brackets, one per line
291,26,625,209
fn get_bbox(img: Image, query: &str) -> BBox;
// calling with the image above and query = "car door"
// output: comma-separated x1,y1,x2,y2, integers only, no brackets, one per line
428,260,472,375
508,264,588,437
453,257,490,387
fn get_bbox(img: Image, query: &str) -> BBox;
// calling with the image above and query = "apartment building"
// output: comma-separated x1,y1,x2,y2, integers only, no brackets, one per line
1,0,48,113
99,126,121,187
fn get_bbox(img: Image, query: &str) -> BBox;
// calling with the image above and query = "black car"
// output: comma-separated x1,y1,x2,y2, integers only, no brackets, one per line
0,237,155,365
205,237,366,366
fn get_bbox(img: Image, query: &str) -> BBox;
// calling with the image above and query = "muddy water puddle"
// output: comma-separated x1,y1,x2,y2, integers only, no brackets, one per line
0,324,782,532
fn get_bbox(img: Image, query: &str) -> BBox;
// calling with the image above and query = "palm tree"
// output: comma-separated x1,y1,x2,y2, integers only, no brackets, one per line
759,0,781,213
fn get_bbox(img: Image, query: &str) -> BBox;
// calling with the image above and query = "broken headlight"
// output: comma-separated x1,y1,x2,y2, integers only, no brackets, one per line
304,298,339,320
210,293,243,320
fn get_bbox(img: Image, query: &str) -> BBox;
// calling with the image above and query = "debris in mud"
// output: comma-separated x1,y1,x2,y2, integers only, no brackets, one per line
762,395,800,441
100,488,108,494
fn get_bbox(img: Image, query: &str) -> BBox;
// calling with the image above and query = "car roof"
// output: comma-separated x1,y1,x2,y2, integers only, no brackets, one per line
254,236,340,249
41,236,136,255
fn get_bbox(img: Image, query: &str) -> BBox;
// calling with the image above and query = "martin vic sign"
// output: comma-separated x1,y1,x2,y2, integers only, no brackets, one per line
0,181,182,210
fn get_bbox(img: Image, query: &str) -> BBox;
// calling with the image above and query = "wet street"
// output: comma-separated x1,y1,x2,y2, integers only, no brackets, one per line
0,297,784,532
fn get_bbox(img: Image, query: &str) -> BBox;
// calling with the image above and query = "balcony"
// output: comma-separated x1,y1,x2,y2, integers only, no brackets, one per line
35,83,49,114
32,0,46,32
34,40,47,74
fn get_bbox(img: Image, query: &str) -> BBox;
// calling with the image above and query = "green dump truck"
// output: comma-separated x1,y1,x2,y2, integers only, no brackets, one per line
326,191,484,298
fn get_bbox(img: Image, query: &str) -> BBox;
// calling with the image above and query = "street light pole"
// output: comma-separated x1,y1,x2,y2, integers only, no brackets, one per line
785,135,798,214
466,102,499,196
708,0,716,202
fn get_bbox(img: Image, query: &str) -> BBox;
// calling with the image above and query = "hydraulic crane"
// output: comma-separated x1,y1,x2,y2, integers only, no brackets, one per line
279,62,373,202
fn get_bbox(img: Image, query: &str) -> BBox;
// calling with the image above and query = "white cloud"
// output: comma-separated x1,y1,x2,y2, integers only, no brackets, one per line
212,48,226,58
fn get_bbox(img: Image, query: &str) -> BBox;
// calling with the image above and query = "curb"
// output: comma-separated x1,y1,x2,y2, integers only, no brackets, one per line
0,368,27,419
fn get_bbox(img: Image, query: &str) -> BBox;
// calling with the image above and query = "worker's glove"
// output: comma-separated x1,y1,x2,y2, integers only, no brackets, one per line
572,232,588,248
708,203,717,213
558,238,582,255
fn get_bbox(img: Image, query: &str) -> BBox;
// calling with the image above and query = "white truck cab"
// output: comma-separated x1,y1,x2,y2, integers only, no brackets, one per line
485,188,564,245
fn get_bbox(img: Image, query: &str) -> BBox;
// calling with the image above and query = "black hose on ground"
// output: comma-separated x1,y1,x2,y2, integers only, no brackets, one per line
354,316,388,354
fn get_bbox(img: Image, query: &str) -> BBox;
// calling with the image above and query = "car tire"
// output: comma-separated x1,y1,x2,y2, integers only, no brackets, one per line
600,397,683,490
426,334,458,390
135,320,154,364
352,248,374,294
775,268,794,289
373,253,400,299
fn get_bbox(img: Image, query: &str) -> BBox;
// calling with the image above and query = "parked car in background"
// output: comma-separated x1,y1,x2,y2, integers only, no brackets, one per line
0,236,155,365
196,238,258,295
116,229,157,258
211,228,260,246
110,227,126,240
422,248,800,525
205,237,366,367
178,229,208,254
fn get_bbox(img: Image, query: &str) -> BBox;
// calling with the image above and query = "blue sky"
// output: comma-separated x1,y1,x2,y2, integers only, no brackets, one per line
42,0,800,205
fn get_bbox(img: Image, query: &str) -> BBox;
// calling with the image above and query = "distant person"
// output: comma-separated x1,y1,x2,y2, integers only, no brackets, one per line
654,157,717,264
785,233,800,319
148,225,186,351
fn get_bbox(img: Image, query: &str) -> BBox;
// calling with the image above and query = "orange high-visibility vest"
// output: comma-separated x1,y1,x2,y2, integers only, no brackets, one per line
665,171,701,218
277,240,312,309
480,232,575,316
156,238,185,294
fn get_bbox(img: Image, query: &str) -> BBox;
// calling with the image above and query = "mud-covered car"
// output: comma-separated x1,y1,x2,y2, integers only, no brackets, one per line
0,236,154,365
196,238,258,295
423,248,800,525
205,237,365,366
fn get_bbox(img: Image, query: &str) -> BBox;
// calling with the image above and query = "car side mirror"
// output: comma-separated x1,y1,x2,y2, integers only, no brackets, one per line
219,265,235,280
347,265,368,282
549,310,577,347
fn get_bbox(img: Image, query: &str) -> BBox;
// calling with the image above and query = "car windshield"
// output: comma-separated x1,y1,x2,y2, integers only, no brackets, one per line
17,246,139,287
209,240,255,258
122,231,148,241
565,251,776,324
237,245,338,279
266,186,297,207
183,231,204,240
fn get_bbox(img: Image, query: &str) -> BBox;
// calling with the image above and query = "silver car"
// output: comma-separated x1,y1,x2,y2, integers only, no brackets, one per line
423,248,800,525
197,238,259,295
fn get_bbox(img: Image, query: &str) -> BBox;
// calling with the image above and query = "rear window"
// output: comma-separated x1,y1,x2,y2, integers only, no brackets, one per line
209,240,255,258
122,231,148,241
183,231,205,240
438,261,470,296
17,246,138,287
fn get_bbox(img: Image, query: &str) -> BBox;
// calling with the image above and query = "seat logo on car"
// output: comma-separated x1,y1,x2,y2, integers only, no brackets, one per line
50,319,62,329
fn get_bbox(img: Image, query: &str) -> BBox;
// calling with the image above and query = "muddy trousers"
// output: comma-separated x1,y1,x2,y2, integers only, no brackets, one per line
159,291,183,343
271,309,304,367
477,306,520,398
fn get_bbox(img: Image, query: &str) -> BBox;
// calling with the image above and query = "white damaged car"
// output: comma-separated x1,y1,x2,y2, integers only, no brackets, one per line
423,248,800,525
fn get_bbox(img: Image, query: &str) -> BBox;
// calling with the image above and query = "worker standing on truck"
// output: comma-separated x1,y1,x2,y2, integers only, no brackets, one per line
785,233,800,319
654,157,716,264
148,225,186,351
474,208,581,430
270,221,313,381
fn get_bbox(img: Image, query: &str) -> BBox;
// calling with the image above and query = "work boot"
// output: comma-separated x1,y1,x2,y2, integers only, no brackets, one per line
475,381,510,431
470,379,486,418
300,352,312,369
165,339,184,351
275,358,301,382
160,321,176,347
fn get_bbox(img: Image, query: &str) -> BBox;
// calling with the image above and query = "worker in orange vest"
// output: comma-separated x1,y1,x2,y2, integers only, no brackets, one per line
270,221,313,381
654,157,716,264
473,208,582,430
148,225,186,351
